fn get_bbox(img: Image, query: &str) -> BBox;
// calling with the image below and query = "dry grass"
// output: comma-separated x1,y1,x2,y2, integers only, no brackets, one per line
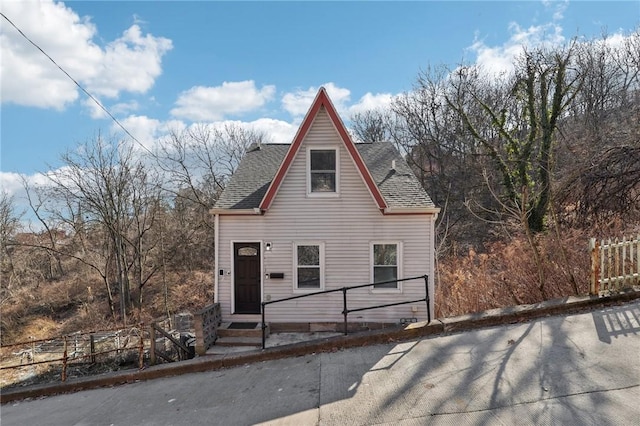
435,229,590,318
18,317,61,341
3,225,635,345
1,265,214,345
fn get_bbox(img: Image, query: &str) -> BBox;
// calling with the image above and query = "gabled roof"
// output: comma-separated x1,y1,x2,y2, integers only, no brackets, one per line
357,143,436,210
213,142,437,213
214,144,290,211
258,87,387,211
213,87,438,215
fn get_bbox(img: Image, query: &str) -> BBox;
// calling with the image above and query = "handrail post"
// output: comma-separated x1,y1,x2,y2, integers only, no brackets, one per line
138,327,144,370
261,302,266,350
149,323,156,366
342,287,348,335
424,275,431,324
90,333,96,364
62,336,68,382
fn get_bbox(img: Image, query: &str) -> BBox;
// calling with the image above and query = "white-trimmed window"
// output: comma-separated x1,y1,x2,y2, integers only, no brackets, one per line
308,148,338,195
371,243,401,290
294,243,324,290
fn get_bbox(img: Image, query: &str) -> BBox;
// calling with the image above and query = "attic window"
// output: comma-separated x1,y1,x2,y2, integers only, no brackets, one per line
308,148,338,195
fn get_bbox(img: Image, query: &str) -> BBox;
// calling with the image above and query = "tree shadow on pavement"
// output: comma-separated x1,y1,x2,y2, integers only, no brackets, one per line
591,303,640,343
333,301,640,426
3,302,639,426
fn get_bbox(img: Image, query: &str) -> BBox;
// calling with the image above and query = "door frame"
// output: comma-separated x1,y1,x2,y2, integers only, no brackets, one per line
230,240,263,315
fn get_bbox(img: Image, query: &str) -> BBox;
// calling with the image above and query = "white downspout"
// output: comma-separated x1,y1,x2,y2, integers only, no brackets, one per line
430,213,436,319
214,213,219,304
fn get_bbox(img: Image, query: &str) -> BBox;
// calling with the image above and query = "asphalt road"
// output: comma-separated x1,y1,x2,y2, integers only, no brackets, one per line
2,301,639,425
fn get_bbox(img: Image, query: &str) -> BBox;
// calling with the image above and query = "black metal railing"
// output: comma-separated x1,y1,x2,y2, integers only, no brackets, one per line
261,274,430,349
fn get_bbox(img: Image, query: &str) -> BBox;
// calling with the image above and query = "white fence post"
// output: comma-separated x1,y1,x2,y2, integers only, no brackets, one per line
589,238,599,295
591,235,640,295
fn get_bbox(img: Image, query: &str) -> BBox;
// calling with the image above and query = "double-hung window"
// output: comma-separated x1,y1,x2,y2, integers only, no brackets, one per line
308,148,338,194
295,243,324,290
372,243,400,290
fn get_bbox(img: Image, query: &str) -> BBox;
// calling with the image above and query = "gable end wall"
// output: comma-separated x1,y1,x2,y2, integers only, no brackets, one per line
217,109,436,323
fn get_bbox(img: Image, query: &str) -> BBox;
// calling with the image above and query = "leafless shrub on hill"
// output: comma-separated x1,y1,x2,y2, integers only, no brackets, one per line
0,192,22,293
354,30,638,312
559,145,640,228
436,229,589,318
3,124,263,342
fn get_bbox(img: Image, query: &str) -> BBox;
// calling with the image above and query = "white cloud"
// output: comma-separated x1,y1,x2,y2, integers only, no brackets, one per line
247,118,297,144
468,22,566,75
170,81,276,121
87,25,172,98
0,0,172,110
596,32,628,50
542,0,569,21
82,98,108,119
114,113,297,155
0,171,26,197
186,118,297,145
0,169,53,220
84,97,140,120
282,82,352,116
115,115,187,152
0,167,89,230
116,115,296,151
347,92,395,116
1,167,88,198
111,100,140,116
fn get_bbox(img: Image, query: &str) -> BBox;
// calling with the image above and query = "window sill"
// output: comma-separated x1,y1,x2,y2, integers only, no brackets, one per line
293,288,324,294
306,192,340,198
370,288,402,294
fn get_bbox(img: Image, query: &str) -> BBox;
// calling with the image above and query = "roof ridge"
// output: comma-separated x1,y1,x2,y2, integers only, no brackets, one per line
257,88,387,211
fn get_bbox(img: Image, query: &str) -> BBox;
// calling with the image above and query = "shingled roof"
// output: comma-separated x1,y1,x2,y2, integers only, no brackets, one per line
214,144,289,210
214,142,436,212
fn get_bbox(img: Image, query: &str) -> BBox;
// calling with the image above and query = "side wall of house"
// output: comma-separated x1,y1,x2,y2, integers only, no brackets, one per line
217,108,436,323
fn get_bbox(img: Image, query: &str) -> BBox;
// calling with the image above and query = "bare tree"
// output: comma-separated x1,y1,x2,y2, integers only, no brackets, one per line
22,177,65,279
560,145,640,227
351,66,500,253
155,123,268,271
39,135,162,324
350,109,395,143
0,192,22,294
445,44,583,234
158,123,268,207
556,30,640,228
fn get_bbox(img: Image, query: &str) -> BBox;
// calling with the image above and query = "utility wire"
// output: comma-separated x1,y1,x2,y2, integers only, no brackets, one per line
1,12,154,155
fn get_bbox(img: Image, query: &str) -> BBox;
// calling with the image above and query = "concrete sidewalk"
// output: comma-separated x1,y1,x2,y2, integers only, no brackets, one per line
1,289,639,404
2,294,638,425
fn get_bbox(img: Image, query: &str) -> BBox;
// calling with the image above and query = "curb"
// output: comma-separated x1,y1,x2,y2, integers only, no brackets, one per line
2,289,639,404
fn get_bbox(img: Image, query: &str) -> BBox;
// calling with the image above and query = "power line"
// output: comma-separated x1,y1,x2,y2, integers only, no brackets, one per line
1,12,154,155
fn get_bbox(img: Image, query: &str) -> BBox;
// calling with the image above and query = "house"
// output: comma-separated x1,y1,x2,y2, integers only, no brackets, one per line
211,88,439,328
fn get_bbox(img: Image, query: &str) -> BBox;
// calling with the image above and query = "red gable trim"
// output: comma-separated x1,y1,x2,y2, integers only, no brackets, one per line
323,95,388,209
259,88,388,211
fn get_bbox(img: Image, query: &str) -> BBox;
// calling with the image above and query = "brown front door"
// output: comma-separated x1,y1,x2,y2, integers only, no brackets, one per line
234,242,261,314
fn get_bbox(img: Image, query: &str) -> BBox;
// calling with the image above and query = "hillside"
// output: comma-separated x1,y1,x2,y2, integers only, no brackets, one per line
2,31,639,345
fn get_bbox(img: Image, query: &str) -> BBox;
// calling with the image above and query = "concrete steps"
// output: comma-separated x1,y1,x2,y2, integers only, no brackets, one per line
213,322,269,350
215,336,263,347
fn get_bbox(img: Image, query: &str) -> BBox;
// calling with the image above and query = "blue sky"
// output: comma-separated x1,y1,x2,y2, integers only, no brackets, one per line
1,0,639,200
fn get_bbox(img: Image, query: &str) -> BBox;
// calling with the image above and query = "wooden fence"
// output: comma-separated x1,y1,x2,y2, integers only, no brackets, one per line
590,235,640,295
0,327,146,387
1,307,218,388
